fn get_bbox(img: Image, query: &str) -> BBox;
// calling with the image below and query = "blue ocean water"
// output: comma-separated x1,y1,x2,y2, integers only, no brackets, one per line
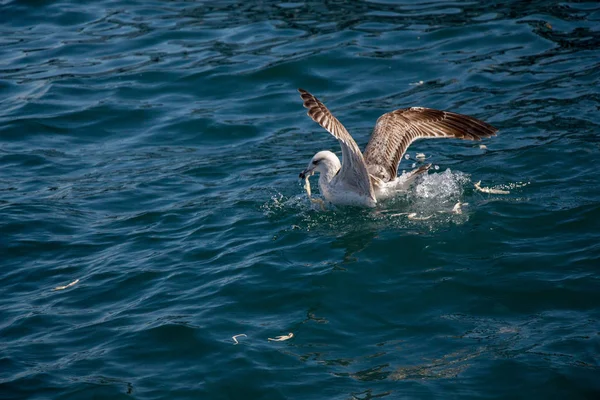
1,0,599,398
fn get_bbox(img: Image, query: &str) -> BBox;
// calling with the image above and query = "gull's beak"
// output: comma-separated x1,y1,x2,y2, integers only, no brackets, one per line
299,168,314,180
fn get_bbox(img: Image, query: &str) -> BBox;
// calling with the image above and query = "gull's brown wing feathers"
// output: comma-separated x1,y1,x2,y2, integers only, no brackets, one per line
363,107,498,182
298,88,374,200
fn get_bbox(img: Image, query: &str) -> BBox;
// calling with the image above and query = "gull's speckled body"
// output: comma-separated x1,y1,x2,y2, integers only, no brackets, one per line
298,89,498,207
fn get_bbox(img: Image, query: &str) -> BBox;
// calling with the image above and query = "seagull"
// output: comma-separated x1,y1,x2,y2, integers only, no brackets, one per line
298,88,498,207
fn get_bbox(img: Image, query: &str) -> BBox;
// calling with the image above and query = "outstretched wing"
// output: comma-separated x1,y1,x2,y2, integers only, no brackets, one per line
363,107,498,182
298,88,374,200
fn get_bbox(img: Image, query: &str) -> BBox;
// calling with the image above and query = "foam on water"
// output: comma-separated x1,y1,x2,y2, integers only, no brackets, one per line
382,168,472,228
413,168,470,203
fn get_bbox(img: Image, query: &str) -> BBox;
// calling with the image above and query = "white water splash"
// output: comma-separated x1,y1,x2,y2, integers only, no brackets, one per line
414,169,470,201
381,169,472,225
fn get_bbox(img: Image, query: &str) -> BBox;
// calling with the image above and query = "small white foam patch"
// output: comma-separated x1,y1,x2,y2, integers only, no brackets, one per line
498,181,530,190
261,186,326,220
405,169,470,224
474,180,530,195
380,169,472,228
261,193,304,217
414,169,470,201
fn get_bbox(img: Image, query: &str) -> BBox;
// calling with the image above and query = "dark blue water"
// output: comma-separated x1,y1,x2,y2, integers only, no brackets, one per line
1,1,599,399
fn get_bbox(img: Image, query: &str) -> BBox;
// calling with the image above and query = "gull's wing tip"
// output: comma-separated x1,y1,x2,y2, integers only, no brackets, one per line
482,126,499,138
298,88,311,98
298,88,316,110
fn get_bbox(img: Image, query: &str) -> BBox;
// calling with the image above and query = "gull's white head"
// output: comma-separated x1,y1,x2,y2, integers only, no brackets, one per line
299,150,341,180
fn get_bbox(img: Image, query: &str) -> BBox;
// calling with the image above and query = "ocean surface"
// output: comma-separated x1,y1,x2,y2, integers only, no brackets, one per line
1,1,599,399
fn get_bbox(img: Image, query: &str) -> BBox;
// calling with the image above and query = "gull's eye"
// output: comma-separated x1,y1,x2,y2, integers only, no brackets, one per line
312,159,319,165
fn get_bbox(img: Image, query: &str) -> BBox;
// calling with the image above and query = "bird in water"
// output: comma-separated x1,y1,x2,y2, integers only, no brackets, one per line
298,88,498,207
